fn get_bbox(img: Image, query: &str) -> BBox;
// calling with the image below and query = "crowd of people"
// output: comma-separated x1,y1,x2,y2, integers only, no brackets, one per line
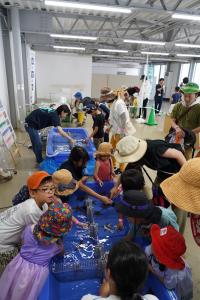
0,77,200,300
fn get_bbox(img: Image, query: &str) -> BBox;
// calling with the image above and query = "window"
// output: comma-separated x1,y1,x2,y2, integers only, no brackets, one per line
160,64,166,78
192,63,200,86
179,63,190,84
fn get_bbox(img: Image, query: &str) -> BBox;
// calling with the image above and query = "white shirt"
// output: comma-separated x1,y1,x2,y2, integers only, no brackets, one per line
0,198,48,252
139,80,151,107
81,294,158,300
109,98,135,135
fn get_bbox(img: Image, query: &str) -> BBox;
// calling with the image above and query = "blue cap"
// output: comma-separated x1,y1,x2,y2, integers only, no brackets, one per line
74,92,83,100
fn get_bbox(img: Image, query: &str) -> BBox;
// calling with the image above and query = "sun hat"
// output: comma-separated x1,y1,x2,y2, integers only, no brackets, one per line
27,171,52,190
151,224,186,270
160,158,200,214
100,87,117,102
114,136,147,164
95,142,113,157
180,82,200,94
33,202,72,243
116,190,158,219
74,92,83,100
52,169,78,196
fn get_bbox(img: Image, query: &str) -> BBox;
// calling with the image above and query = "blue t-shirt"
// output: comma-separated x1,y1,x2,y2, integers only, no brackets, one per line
172,93,181,104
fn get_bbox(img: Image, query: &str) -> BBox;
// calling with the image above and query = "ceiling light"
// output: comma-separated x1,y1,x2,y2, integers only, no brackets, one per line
124,39,165,46
175,43,200,48
172,13,200,21
50,34,97,41
98,49,128,53
45,1,131,13
176,53,200,57
53,46,85,50
141,51,169,56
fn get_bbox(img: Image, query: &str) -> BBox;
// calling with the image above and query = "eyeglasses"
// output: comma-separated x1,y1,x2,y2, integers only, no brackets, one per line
37,186,56,193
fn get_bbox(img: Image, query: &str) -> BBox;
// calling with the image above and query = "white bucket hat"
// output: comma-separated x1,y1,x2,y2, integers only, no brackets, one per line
114,136,147,164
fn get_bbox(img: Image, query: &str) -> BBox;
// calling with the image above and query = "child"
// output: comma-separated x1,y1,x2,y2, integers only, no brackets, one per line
0,171,54,273
60,146,112,205
94,142,114,186
145,224,193,300
81,240,158,300
172,86,181,104
0,202,72,300
12,169,87,228
116,189,179,241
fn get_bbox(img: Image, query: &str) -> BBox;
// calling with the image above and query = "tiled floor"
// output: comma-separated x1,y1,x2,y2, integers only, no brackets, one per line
0,103,199,299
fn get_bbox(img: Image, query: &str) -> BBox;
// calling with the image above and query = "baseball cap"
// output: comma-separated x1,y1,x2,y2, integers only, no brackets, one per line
27,171,52,190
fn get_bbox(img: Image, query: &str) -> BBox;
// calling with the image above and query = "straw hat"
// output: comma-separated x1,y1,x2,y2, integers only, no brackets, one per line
100,87,117,102
114,136,147,164
52,169,78,196
33,202,72,243
160,158,200,214
151,224,186,270
95,142,113,157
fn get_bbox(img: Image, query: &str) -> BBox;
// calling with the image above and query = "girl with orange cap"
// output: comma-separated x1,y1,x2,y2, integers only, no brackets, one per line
145,224,193,300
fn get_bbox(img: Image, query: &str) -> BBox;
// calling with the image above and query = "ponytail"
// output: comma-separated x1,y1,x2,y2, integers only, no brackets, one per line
121,293,143,300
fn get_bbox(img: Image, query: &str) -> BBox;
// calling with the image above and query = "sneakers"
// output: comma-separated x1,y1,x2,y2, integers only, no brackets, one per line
0,168,12,181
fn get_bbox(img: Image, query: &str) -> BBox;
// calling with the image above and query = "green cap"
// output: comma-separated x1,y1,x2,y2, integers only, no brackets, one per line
180,82,200,94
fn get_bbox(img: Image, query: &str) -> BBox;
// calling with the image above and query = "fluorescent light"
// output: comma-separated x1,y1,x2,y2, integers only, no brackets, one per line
172,13,200,21
176,53,200,57
53,46,85,50
45,1,131,13
98,49,128,53
124,39,165,46
50,34,97,41
175,43,200,48
141,51,169,56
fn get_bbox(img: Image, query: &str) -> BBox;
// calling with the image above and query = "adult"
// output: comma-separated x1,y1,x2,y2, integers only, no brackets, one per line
180,77,189,87
100,87,136,171
138,75,151,119
59,146,112,205
154,78,164,114
25,105,74,163
161,158,200,242
170,82,200,159
112,135,187,233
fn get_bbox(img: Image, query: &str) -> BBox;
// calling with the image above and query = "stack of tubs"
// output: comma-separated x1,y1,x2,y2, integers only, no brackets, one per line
38,182,179,300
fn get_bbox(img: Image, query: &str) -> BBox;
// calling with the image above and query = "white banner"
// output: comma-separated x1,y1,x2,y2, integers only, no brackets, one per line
0,99,16,149
27,46,36,104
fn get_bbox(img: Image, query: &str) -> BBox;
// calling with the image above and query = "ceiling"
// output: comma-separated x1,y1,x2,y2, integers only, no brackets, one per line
1,0,200,63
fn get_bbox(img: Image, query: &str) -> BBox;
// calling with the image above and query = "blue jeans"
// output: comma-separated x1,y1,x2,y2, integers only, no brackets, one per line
25,125,43,163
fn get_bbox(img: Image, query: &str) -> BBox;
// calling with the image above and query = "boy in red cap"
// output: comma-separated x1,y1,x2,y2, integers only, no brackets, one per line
145,224,193,300
0,171,55,273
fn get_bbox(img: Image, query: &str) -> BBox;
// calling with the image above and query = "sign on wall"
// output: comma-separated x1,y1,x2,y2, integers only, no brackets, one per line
0,99,16,149
27,46,36,104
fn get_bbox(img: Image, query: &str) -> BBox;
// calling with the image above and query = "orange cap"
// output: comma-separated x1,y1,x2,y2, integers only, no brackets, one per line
27,171,51,190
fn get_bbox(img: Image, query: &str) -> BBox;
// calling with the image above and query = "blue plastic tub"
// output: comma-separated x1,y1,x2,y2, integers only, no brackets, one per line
38,181,179,300
46,128,96,163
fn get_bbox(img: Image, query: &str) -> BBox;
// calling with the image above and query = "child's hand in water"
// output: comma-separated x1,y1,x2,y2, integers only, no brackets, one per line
101,196,113,205
116,221,124,231
77,222,89,229
98,180,103,187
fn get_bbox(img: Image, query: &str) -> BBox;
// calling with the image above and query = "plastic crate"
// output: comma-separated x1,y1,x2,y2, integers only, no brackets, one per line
46,128,96,163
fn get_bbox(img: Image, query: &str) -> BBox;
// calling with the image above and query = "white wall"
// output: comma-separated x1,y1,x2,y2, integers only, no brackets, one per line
92,74,141,98
0,22,10,116
93,62,141,76
35,51,92,101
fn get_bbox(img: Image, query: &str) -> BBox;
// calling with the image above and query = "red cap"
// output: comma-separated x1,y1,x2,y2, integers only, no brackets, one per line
27,171,51,190
151,224,186,270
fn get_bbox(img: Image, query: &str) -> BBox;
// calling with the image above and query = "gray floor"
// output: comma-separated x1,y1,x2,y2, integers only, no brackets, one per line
0,104,199,299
